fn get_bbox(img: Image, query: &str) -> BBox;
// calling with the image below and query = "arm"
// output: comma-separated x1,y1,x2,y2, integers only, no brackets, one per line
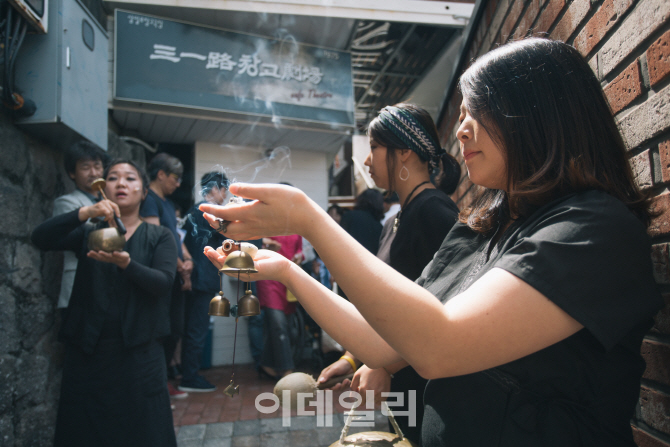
53,192,87,217
144,216,160,226
122,228,177,299
179,243,193,272
200,184,583,378
140,193,160,226
291,235,304,264
32,209,88,252
32,201,121,252
178,243,193,290
204,245,402,366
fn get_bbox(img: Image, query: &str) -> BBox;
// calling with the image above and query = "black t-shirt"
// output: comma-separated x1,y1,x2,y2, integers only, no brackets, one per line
341,209,383,255
377,188,460,281
140,189,183,258
376,188,459,445
183,201,227,293
417,190,663,447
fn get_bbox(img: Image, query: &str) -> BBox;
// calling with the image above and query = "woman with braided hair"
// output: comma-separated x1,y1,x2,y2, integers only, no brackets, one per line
201,39,662,446
318,103,461,445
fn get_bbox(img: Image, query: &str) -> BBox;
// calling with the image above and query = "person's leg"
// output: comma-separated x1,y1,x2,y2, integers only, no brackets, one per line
247,308,265,369
261,308,294,375
165,277,188,398
164,277,184,371
180,290,212,383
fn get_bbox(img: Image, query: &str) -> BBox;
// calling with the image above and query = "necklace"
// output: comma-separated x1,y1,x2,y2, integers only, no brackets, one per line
392,181,430,233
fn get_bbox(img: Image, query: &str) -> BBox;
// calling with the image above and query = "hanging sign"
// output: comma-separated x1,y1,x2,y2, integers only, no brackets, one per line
114,10,354,126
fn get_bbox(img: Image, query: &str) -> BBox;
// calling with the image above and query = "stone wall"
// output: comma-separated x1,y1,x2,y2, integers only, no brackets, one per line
437,0,670,445
0,109,143,446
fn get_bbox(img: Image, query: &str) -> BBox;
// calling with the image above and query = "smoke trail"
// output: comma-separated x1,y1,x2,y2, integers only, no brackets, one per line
185,147,291,243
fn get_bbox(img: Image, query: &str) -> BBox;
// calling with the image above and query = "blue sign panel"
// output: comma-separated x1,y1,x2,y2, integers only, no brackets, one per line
114,10,354,126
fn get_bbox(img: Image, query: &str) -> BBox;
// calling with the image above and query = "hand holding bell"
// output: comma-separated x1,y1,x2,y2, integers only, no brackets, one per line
91,178,126,235
273,372,354,409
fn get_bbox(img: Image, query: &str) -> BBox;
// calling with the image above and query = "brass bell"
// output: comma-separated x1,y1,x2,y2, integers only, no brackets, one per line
223,380,240,397
237,289,260,317
328,431,417,447
87,227,126,252
209,291,231,317
220,250,258,274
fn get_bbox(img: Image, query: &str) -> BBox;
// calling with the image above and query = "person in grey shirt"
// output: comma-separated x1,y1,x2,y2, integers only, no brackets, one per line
52,140,108,309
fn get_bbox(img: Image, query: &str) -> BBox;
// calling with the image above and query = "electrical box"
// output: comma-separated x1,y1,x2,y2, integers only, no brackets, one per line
7,0,48,34
14,0,108,150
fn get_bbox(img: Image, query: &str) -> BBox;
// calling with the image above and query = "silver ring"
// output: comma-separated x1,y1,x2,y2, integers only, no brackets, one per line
215,218,230,234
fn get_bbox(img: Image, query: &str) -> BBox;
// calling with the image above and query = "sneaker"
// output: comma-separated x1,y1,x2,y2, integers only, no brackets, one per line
168,382,188,399
178,375,217,393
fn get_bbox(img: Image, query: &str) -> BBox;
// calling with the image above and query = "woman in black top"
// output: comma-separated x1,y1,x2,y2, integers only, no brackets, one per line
340,188,384,255
32,160,177,446
201,38,662,446
318,103,461,445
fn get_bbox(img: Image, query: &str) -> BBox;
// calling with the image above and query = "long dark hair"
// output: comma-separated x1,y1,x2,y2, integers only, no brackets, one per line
458,38,651,234
368,103,461,196
355,189,385,221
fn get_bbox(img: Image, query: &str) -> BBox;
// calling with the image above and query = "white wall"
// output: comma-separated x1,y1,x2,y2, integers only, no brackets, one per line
194,141,329,209
211,276,254,366
195,140,329,365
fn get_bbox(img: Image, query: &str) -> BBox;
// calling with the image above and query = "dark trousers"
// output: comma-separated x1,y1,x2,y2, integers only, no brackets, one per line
180,289,212,381
247,309,265,369
261,308,295,373
164,276,184,371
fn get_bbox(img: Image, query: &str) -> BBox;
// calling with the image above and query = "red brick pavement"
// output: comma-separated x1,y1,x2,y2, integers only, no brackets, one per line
172,364,349,427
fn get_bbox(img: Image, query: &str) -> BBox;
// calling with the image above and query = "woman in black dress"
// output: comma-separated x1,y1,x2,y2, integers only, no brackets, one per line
318,103,461,445
201,39,662,446
32,160,177,446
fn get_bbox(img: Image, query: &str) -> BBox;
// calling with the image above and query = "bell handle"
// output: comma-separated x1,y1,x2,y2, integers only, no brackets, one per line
113,214,127,235
383,401,406,440
316,373,354,390
339,399,357,443
91,179,126,235
338,395,406,444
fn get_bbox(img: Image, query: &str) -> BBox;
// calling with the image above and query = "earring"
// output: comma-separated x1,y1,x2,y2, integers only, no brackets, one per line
399,165,410,181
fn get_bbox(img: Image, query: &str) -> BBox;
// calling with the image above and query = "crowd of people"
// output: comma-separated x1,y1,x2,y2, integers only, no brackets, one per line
32,37,663,447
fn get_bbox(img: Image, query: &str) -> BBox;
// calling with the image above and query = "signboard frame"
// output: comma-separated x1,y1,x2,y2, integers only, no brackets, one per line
113,9,355,128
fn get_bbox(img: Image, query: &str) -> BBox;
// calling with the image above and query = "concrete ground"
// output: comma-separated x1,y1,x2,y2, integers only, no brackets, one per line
176,411,391,447
173,364,392,447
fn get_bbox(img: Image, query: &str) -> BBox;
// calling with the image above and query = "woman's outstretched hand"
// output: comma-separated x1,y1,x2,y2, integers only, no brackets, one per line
87,250,131,269
199,183,318,241
203,245,293,283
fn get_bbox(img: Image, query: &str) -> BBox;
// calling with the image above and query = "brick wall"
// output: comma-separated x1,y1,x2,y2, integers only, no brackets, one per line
0,107,142,446
437,0,670,444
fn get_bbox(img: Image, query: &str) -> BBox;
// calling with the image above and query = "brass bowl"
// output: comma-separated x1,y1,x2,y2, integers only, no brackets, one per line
328,431,417,447
87,228,126,252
